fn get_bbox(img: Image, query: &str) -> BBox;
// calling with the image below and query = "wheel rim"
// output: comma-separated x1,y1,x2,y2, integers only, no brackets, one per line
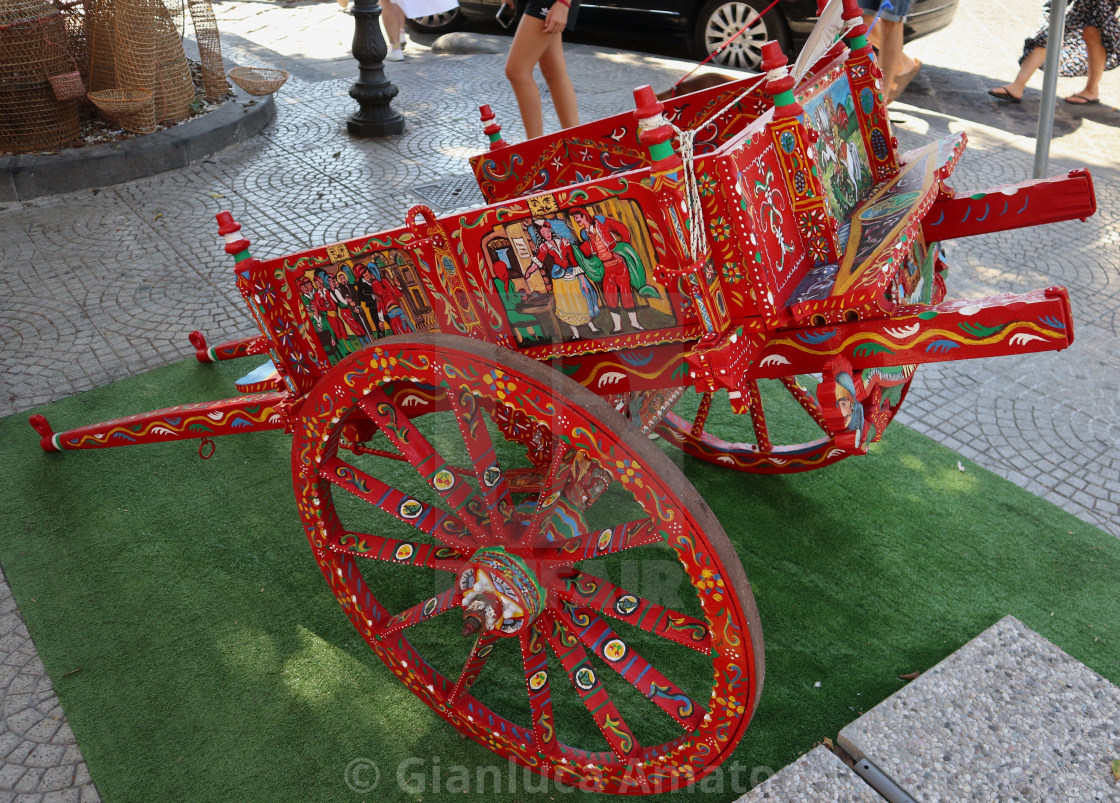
655,367,918,473
292,334,763,793
704,2,770,71
412,10,457,27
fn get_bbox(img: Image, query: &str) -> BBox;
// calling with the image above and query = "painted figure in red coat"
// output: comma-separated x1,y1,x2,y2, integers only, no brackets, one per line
569,207,644,333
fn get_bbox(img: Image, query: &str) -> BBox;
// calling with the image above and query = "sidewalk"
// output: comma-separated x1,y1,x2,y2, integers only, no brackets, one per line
1,1,1118,799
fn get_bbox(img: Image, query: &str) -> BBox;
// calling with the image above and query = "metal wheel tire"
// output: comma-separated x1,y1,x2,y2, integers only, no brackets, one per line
291,334,764,793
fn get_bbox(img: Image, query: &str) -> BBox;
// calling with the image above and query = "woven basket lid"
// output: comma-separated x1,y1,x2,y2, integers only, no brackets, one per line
0,0,63,27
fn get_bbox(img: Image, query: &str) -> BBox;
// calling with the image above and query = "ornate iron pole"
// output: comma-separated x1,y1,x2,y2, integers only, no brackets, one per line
347,0,405,137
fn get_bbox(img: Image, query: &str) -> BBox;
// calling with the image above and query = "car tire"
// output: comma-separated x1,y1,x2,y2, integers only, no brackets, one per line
693,0,791,72
405,8,463,34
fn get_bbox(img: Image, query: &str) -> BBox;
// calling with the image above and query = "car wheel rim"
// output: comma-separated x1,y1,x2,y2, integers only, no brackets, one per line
414,11,457,26
705,2,770,71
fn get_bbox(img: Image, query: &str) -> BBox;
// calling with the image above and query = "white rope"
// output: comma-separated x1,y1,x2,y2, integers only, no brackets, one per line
666,86,753,262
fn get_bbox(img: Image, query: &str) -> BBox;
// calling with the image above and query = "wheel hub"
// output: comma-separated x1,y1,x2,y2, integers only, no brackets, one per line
458,546,546,637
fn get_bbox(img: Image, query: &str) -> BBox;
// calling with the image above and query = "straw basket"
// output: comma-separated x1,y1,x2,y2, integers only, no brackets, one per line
228,66,289,96
88,87,153,115
48,71,87,102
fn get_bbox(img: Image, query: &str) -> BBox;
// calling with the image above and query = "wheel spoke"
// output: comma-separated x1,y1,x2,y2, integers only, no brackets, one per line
779,376,830,432
448,632,498,706
554,572,710,654
691,392,713,437
521,625,559,755
519,444,580,545
328,530,466,572
558,606,706,732
542,613,640,762
446,384,516,544
320,455,476,553
531,518,664,563
742,380,773,451
380,586,459,638
357,390,493,542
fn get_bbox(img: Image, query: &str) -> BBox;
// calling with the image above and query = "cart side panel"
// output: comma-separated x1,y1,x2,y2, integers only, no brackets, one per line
696,113,813,325
470,75,771,204
797,58,881,226
452,172,700,354
272,229,443,368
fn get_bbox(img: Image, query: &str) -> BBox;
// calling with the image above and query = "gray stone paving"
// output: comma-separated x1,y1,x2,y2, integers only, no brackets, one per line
0,567,98,803
1,0,1118,799
733,746,882,802
839,615,1120,802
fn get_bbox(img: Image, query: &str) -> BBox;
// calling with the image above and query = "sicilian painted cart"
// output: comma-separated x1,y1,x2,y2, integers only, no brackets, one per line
29,0,1096,793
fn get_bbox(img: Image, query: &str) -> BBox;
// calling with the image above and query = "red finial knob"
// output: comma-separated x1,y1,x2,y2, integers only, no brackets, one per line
215,211,251,259
632,84,677,168
478,104,507,150
842,0,872,52
632,84,663,120
761,42,803,117
215,210,241,237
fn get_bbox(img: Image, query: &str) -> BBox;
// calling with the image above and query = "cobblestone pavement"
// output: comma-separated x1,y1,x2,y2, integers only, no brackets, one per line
0,0,1117,798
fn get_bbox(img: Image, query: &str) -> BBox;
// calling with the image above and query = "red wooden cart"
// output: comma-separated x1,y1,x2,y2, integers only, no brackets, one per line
29,0,1095,793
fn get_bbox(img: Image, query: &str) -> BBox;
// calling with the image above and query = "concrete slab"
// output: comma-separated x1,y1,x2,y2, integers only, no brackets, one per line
838,615,1120,802
734,746,881,802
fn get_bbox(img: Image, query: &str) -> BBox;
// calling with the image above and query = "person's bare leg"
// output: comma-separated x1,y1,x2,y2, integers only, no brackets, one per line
538,33,579,129
1069,26,1105,101
991,45,1046,101
381,0,404,51
505,15,553,138
877,19,905,102
862,13,918,77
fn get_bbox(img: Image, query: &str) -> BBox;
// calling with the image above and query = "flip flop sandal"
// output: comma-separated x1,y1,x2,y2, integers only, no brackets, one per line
1065,94,1100,105
988,87,1022,103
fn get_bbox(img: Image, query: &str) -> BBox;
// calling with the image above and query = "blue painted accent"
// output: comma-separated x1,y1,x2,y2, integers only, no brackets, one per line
618,350,654,367
797,329,838,345
925,339,961,355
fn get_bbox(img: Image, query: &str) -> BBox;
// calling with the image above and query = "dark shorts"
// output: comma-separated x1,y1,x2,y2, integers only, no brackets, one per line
857,0,913,22
524,0,580,30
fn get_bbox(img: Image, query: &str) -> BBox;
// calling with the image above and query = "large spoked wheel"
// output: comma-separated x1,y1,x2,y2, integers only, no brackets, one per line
654,365,918,474
292,334,764,793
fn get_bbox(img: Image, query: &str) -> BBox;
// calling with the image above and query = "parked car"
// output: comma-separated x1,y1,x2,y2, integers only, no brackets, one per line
406,0,959,72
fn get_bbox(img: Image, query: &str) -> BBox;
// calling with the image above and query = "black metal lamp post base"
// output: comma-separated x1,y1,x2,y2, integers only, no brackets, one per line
347,0,405,137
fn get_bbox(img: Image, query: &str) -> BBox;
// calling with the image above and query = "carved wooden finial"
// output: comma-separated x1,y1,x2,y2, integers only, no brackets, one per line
479,104,507,150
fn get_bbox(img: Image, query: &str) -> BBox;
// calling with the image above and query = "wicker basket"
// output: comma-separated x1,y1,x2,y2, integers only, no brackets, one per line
49,71,87,102
228,66,289,96
88,87,153,115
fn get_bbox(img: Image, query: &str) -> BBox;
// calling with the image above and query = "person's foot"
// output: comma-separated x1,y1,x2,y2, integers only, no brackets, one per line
386,47,404,62
988,86,1022,103
890,58,921,101
1064,93,1100,105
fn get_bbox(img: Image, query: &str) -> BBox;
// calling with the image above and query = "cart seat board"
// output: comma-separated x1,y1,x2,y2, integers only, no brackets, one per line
787,133,966,321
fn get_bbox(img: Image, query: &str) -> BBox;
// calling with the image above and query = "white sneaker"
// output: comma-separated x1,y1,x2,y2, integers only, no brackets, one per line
386,48,404,62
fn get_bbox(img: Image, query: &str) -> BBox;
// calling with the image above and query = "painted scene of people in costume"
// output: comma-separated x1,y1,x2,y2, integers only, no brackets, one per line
478,198,676,347
802,74,875,223
293,248,435,363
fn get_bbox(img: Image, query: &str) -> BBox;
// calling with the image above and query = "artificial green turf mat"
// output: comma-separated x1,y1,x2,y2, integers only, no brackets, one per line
1,356,1118,802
